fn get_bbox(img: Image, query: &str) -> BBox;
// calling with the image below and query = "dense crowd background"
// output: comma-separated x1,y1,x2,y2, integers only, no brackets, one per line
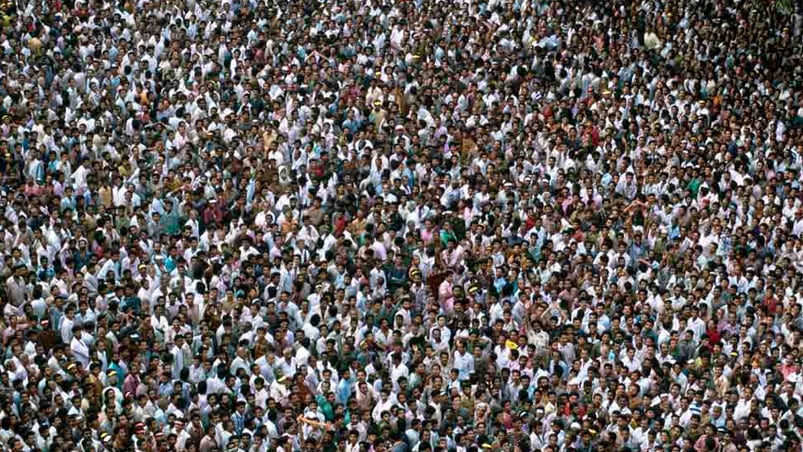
1,0,803,451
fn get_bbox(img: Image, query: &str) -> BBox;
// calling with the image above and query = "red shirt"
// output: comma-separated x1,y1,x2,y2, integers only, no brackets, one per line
706,327,721,345
764,295,778,314
334,214,347,236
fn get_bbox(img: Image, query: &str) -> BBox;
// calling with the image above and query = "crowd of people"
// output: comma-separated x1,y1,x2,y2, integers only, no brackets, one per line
1,0,803,450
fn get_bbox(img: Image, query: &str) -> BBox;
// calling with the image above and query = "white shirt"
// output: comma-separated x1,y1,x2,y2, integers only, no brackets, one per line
70,336,90,369
452,350,474,381
60,316,75,344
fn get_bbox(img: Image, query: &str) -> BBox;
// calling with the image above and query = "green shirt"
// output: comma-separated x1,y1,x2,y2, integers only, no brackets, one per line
315,394,335,421
686,178,701,197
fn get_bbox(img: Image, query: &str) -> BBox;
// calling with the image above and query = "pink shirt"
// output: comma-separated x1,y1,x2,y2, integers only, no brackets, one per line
420,228,434,245
438,280,454,312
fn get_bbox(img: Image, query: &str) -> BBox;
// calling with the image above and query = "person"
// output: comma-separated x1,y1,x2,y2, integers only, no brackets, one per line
1,0,803,450
199,426,218,452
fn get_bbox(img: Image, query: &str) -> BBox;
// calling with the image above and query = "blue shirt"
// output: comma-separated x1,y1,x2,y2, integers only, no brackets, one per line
232,411,246,435
336,378,352,405
158,382,173,398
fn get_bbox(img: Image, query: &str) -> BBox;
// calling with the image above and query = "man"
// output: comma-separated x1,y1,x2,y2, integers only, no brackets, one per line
69,325,90,369
270,375,290,407
199,425,218,452
5,264,29,307
232,400,247,436
59,304,77,344
123,362,141,398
